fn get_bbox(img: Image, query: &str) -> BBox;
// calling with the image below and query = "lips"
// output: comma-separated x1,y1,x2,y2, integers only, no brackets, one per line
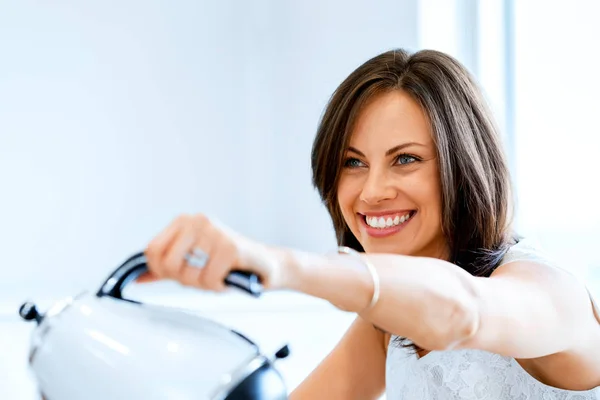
358,210,417,238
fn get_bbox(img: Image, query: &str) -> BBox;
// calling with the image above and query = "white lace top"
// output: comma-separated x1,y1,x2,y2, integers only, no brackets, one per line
385,239,600,399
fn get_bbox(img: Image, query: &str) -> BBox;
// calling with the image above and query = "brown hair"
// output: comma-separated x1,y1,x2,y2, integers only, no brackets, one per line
310,48,515,349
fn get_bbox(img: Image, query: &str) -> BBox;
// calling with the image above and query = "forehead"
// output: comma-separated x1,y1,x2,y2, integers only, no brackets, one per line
349,90,433,148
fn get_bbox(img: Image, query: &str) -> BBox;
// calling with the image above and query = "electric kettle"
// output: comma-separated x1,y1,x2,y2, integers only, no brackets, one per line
19,251,290,400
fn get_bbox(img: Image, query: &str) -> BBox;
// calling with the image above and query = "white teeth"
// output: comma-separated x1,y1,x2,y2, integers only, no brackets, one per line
366,213,412,229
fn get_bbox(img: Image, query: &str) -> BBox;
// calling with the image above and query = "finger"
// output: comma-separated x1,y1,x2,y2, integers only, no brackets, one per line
161,224,198,279
197,241,237,292
178,219,216,286
145,215,187,269
179,264,202,287
135,271,161,284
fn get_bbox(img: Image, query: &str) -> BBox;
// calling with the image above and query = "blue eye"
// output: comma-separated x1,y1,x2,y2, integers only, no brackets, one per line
344,158,365,168
396,154,418,165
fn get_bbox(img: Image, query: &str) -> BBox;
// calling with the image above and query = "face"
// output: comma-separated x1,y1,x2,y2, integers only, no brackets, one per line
337,90,448,259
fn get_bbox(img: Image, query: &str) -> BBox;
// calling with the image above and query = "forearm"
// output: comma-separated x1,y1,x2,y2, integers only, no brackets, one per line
278,248,480,350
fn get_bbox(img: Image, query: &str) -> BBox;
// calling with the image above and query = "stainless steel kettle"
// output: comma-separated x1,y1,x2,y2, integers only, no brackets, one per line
19,251,290,400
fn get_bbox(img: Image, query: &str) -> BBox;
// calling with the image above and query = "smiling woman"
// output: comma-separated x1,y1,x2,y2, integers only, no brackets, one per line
144,48,600,399
311,50,512,275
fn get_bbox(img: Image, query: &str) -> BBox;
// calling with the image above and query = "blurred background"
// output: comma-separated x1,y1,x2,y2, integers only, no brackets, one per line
1,0,599,399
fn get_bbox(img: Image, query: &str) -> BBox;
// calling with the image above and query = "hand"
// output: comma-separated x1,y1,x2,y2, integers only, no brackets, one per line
143,214,289,291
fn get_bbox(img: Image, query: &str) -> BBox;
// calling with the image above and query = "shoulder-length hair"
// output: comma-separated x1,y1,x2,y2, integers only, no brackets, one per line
311,48,514,279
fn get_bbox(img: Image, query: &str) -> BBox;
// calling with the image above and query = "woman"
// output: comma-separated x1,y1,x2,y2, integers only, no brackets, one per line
144,49,600,399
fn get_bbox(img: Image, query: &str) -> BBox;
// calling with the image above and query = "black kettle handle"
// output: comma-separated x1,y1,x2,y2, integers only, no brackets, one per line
96,252,263,299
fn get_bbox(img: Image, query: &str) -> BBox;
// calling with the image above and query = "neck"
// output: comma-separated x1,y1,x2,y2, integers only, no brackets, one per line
412,238,451,261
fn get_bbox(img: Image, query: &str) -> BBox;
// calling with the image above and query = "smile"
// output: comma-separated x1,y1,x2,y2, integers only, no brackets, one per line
359,210,417,237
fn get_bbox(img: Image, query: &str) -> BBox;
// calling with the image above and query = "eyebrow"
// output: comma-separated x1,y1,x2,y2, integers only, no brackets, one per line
347,142,426,157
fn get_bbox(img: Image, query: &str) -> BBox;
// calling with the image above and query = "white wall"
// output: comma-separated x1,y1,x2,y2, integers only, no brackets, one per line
512,0,600,287
0,1,249,303
0,0,418,307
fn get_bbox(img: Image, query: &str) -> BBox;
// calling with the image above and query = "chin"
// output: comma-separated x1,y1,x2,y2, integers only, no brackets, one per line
361,240,412,255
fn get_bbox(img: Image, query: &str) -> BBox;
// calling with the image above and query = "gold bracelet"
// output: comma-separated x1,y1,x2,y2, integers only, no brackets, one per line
337,246,380,312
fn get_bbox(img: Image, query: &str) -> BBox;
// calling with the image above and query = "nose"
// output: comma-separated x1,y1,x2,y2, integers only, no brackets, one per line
359,168,397,205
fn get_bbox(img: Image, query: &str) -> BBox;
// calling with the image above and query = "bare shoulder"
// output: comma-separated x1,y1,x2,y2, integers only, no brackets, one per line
489,259,600,390
517,346,600,392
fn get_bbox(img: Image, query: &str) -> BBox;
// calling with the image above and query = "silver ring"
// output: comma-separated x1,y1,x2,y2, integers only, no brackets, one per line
184,248,209,268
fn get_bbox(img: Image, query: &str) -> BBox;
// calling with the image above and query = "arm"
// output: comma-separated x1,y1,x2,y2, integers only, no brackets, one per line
280,249,478,351
459,261,600,390
279,248,600,360
144,214,475,351
458,260,600,359
290,317,387,400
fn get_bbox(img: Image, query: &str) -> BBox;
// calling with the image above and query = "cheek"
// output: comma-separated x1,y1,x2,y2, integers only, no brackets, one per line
421,183,443,212
405,167,443,219
417,171,444,228
336,177,361,220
